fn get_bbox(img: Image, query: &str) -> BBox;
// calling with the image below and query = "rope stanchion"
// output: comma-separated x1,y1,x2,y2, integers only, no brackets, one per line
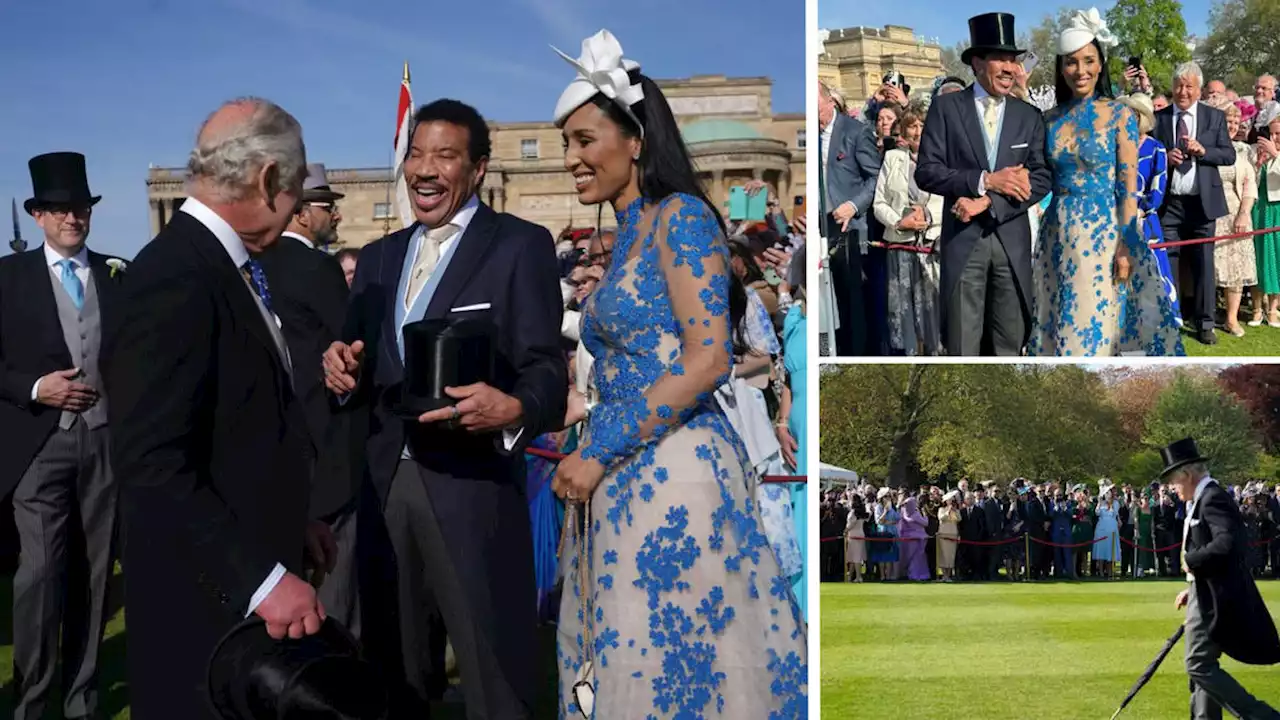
523,446,807,484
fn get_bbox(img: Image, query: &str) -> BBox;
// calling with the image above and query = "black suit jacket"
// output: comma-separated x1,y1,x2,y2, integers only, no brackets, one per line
0,247,123,499
343,202,566,506
1184,482,1280,665
915,86,1052,318
1153,103,1235,221
102,213,314,717
254,235,356,519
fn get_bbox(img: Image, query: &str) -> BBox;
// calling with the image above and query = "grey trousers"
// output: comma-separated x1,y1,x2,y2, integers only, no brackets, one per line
946,233,1026,356
317,505,360,639
1186,588,1280,719
12,422,117,720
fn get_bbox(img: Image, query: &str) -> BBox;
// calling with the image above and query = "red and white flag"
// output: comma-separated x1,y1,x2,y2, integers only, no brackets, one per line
393,62,415,228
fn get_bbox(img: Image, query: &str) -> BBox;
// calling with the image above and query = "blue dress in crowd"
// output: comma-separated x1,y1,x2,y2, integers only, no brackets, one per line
783,303,807,619
1136,135,1182,324
1093,500,1120,562
557,193,807,718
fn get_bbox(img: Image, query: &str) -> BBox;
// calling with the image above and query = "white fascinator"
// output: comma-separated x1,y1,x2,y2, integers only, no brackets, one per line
551,29,645,136
1058,8,1117,55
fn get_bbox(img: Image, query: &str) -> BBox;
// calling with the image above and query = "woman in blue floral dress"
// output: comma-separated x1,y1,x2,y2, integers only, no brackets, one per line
1027,11,1184,356
548,30,807,718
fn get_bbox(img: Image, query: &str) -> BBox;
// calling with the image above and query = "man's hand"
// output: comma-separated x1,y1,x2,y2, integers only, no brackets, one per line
417,382,522,432
1185,138,1206,158
35,368,98,412
1175,589,1190,610
304,520,338,587
255,572,325,640
986,165,1032,203
833,201,857,231
952,196,992,224
1169,148,1187,167
322,340,364,394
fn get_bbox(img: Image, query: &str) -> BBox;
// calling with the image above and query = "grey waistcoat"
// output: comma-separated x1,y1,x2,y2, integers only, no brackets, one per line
48,267,107,430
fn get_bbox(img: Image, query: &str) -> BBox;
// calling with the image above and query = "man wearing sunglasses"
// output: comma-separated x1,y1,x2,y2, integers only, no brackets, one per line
252,163,358,637
0,152,124,720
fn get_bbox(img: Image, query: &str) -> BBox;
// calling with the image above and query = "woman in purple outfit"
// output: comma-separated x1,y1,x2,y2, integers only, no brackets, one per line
898,494,932,580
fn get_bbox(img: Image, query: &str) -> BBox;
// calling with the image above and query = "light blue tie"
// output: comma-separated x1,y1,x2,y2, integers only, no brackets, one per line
58,259,84,311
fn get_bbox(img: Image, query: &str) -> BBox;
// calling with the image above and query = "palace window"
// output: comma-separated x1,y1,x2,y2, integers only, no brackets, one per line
373,202,392,219
521,138,539,159
796,129,806,149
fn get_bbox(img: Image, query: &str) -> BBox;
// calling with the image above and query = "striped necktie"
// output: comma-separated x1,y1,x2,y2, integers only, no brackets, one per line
241,258,273,314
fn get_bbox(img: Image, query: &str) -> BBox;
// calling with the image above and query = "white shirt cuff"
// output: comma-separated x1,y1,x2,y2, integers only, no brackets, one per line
977,171,988,197
245,562,287,617
502,427,524,452
31,377,43,402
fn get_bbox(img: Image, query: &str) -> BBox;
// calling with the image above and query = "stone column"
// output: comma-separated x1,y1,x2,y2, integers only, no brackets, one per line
752,167,764,181
149,200,161,237
711,169,724,213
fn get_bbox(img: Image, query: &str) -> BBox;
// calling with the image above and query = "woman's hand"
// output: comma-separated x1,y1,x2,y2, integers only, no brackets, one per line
1235,214,1250,235
564,388,588,428
776,424,798,470
1114,248,1133,284
552,451,607,504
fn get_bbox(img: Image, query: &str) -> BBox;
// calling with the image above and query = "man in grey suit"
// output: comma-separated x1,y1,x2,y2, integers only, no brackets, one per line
1154,61,1236,346
819,80,880,356
916,13,1051,356
0,152,123,720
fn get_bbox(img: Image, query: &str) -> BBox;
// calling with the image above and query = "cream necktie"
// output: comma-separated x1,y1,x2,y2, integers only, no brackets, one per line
405,223,458,309
981,96,1001,148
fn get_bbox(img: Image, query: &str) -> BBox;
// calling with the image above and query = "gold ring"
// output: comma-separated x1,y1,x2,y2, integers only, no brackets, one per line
451,405,461,419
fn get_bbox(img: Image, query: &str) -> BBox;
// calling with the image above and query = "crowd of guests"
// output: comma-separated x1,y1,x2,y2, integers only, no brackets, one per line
819,477,1280,583
818,40,1280,355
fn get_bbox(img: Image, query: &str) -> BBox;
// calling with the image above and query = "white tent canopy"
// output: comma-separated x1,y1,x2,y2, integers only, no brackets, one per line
820,463,860,488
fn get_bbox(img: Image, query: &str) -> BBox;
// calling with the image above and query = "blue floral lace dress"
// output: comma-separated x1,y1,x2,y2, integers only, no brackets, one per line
1027,97,1185,356
557,193,808,718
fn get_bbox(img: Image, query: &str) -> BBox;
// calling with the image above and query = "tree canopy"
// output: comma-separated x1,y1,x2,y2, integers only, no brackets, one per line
820,365,1272,489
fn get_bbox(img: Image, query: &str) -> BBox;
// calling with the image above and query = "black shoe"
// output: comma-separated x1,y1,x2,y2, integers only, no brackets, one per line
1197,329,1217,345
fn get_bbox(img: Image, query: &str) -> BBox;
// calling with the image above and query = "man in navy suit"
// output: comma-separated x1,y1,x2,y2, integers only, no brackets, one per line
323,99,565,718
1154,62,1236,345
819,81,880,356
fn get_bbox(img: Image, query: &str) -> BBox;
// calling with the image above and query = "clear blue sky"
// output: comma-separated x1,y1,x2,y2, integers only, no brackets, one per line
1,0,803,259
819,0,1214,50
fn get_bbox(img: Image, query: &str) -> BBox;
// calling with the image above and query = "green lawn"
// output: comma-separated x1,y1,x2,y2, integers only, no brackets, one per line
821,579,1280,720
0,570,562,719
1183,324,1280,357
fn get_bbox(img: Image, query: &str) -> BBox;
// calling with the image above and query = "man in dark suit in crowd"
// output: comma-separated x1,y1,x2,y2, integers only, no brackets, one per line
959,490,983,581
818,80,879,356
0,152,123,720
1019,481,1050,580
916,12,1051,356
104,98,334,719
1154,489,1181,576
1269,486,1280,579
254,163,361,637
322,99,565,718
1163,438,1280,718
1154,62,1236,345
984,484,1008,581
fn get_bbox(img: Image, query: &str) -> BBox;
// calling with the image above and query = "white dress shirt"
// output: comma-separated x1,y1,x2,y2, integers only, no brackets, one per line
973,82,1007,195
180,196,295,617
1183,474,1217,582
282,230,315,250
30,243,92,401
1170,103,1200,196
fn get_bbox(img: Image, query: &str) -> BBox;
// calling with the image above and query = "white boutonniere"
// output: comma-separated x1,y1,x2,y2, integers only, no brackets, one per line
106,258,127,278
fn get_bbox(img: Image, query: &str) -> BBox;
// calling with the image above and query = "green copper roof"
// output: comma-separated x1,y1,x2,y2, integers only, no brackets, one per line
681,118,763,144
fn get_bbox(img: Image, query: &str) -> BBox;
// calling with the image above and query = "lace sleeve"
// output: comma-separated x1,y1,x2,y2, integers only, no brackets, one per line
579,194,733,470
1115,106,1144,256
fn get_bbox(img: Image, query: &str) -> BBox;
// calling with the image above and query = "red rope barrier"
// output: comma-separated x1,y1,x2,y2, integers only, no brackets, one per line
864,224,1280,254
822,534,1029,546
1029,535,1111,550
524,446,806,484
822,533,1275,549
1118,537,1184,553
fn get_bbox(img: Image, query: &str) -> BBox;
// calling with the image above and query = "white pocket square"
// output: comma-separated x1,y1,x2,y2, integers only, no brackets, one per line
450,303,491,312
1010,143,1029,150
1189,518,1202,526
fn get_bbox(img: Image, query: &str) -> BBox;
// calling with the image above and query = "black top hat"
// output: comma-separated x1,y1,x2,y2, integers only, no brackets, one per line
24,152,101,215
962,13,1025,65
207,617,387,720
388,317,496,419
1158,437,1210,479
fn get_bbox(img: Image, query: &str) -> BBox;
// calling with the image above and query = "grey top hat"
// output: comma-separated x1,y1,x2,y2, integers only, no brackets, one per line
302,163,345,202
